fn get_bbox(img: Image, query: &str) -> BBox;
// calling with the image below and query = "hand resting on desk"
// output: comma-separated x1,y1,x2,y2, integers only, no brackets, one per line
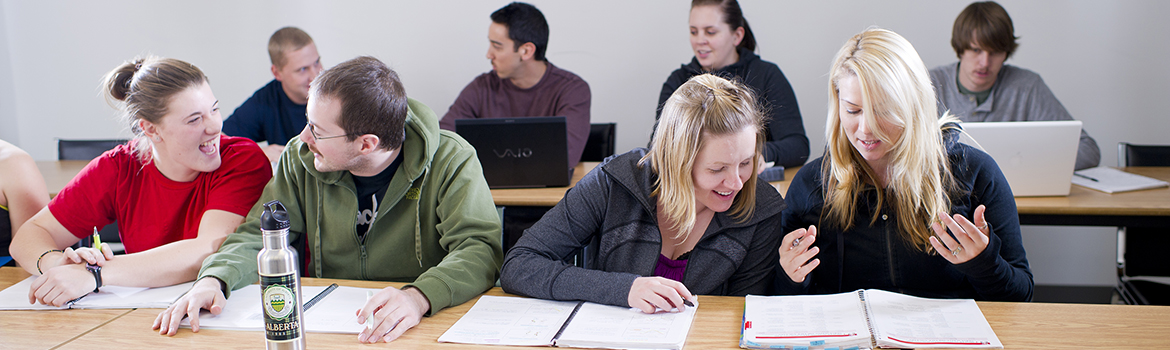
153,276,227,335
628,276,696,314
356,286,431,343
27,245,115,306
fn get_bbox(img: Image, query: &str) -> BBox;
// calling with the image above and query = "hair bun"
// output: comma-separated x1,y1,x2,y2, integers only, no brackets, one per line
106,58,148,102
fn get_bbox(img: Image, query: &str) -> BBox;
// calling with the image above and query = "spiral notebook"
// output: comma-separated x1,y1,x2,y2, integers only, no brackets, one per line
179,284,377,334
741,290,1002,349
439,295,697,350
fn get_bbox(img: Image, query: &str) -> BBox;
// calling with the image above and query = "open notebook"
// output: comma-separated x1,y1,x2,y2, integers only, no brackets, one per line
0,276,192,310
439,295,697,350
741,290,1002,349
180,284,378,334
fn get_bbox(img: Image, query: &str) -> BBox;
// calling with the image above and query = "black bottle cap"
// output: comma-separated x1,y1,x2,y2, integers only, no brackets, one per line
261,200,290,231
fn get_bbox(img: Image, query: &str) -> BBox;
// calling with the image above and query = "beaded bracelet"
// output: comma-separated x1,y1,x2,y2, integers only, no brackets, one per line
36,249,64,275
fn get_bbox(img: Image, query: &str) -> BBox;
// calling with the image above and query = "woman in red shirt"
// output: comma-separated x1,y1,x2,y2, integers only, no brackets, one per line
11,57,272,306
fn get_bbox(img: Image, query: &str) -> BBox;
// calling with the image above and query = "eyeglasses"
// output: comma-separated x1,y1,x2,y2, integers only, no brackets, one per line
305,122,349,141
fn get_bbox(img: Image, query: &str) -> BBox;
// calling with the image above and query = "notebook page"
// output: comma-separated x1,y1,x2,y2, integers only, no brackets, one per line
741,293,872,349
1072,167,1169,194
301,285,376,333
180,285,376,333
0,276,191,310
437,295,578,346
554,301,696,350
863,289,1002,349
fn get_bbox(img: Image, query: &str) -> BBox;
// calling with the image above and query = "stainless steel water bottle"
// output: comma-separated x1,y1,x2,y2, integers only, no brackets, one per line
257,200,305,350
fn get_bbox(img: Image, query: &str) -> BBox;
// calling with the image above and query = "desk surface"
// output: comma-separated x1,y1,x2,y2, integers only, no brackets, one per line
1013,167,1170,217
489,162,598,207
0,267,133,349
4,267,1170,349
36,160,1170,217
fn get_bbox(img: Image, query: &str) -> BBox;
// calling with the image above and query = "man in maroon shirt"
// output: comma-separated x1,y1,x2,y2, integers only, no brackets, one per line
440,2,592,168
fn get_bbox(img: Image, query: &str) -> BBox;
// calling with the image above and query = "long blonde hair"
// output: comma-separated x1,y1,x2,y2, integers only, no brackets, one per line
823,28,960,252
642,74,765,239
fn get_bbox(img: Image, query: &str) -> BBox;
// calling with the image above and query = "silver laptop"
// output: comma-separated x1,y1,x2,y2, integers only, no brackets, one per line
957,120,1082,196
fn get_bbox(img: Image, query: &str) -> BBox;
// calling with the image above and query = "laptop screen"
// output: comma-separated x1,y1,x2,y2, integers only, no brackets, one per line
455,116,571,188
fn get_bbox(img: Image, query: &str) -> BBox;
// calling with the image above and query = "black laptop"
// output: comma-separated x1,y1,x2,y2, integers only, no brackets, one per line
455,116,571,188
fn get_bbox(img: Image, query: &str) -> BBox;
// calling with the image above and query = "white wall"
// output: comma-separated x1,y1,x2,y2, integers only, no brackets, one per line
3,0,1166,286
0,2,17,144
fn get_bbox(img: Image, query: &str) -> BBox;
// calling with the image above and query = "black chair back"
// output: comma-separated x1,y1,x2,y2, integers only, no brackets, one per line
1118,142,1170,167
58,139,129,161
581,123,616,162
1115,142,1170,305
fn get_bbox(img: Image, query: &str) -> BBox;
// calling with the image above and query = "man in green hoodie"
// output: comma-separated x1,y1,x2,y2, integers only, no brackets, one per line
153,56,503,344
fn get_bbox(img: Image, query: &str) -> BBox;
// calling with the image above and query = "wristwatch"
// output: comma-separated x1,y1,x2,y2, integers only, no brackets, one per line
86,264,103,293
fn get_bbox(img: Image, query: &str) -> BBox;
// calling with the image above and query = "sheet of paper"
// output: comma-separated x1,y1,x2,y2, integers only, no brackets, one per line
302,285,368,333
0,277,64,310
1072,167,1169,194
101,285,149,298
438,295,578,346
182,285,374,334
555,302,697,350
864,289,1002,349
0,276,191,310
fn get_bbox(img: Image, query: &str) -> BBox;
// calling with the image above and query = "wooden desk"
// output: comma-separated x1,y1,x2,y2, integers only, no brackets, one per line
44,276,1170,349
1014,167,1170,226
38,160,87,198
0,267,133,349
490,162,598,207
4,267,1170,349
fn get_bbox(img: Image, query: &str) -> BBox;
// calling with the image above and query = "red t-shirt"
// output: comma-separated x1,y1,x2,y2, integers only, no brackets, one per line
49,135,272,253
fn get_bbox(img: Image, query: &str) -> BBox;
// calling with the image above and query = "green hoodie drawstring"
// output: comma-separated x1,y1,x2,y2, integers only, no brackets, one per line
413,169,427,267
314,180,324,278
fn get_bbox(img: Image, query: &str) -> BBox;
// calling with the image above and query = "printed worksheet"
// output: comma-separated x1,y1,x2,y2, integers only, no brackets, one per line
865,289,1002,349
555,302,696,350
741,293,872,349
437,295,578,346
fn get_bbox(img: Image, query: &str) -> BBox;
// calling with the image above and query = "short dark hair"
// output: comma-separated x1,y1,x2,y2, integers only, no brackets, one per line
309,56,408,151
950,1,1019,59
490,2,549,61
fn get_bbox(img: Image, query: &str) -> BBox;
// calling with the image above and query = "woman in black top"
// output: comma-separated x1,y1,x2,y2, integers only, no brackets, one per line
656,0,808,167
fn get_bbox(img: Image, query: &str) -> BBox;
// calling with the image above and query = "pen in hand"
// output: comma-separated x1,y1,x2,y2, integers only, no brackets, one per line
92,226,103,255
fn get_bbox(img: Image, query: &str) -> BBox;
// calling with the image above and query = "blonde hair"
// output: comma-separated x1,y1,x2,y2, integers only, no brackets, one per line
641,74,765,239
823,28,960,252
268,27,314,69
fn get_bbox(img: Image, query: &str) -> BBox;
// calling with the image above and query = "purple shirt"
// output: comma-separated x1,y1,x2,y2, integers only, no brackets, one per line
440,63,592,168
654,253,689,282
